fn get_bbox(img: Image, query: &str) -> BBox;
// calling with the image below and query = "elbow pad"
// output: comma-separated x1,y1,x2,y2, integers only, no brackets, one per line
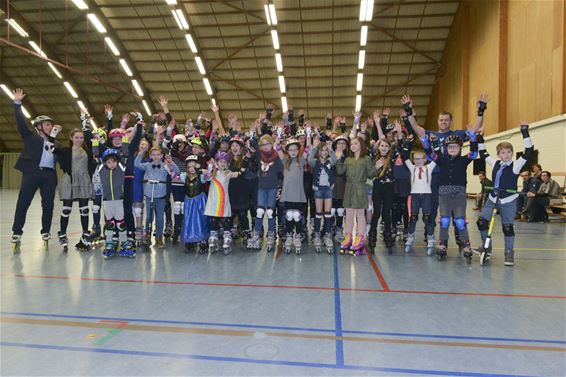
522,146,533,161
420,136,430,150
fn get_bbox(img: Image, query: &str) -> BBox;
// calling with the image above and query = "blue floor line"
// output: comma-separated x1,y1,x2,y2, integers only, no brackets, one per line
332,251,345,366
3,310,565,345
0,341,543,377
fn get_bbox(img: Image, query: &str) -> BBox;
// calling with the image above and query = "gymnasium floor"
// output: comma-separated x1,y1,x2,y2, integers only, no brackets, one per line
1,189,564,377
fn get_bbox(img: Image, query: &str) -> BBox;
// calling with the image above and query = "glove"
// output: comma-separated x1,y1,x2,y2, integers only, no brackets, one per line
420,135,430,150
477,100,487,117
466,129,477,142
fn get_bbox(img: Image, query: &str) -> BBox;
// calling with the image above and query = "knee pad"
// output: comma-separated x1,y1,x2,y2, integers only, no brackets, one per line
330,208,336,216
266,208,274,219
440,216,451,229
256,207,265,219
285,210,294,222
422,213,432,224
454,217,467,231
116,219,127,232
409,214,419,223
316,212,323,219
337,208,345,217
502,223,515,236
79,206,89,216
61,206,72,218
104,218,116,232
476,217,489,231
324,212,333,218
292,210,302,223
174,201,183,215
92,204,100,214
133,206,143,218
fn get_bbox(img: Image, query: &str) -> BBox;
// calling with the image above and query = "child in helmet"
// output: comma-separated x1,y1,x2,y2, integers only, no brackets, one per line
181,155,210,253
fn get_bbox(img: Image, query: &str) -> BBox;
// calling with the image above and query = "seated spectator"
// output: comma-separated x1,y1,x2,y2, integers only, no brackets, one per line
473,171,492,211
526,171,561,222
516,170,532,218
520,166,543,221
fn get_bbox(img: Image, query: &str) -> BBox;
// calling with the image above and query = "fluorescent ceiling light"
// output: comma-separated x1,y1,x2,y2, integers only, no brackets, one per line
281,96,288,113
47,62,63,79
271,30,280,50
268,4,277,25
132,80,144,96
275,53,283,72
359,0,367,21
142,99,152,116
165,0,177,4
264,5,271,25
77,100,87,112
278,75,286,93
28,41,47,57
360,25,368,46
87,13,106,34
355,94,362,112
0,84,14,99
185,34,197,53
203,78,213,95
104,37,120,56
195,56,206,75
64,82,79,98
172,9,189,30
356,73,363,91
7,19,29,38
119,59,133,76
71,0,89,10
90,119,98,129
359,0,374,22
358,50,365,69
21,106,31,118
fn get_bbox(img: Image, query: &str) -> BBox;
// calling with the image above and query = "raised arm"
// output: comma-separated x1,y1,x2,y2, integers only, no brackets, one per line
465,127,478,160
104,104,113,131
12,88,32,139
401,94,426,139
476,133,496,168
512,123,534,174
473,93,489,133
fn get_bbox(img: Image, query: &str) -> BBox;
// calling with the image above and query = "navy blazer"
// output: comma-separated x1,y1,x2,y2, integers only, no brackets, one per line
13,103,59,174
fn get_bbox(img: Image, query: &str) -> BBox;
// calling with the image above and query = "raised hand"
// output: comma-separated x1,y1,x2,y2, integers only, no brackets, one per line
382,108,391,117
375,157,385,169
158,95,168,108
104,104,113,114
13,88,26,102
372,110,381,123
477,93,489,116
401,94,412,106
211,104,219,113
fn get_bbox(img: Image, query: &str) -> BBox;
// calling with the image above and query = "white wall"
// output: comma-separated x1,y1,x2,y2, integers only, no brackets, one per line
462,114,566,194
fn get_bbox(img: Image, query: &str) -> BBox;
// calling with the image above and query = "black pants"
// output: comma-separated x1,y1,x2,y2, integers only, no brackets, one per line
370,181,394,239
12,170,57,235
210,216,232,231
123,178,135,238
392,195,409,231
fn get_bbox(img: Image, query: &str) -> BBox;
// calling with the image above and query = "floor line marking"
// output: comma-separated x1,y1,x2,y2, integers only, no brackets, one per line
3,274,565,300
0,341,545,377
4,311,564,345
2,317,565,353
367,253,390,291
332,251,345,366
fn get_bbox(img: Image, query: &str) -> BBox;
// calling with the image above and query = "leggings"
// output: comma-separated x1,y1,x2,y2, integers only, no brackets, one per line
60,198,90,234
369,181,394,239
210,216,232,231
92,194,102,230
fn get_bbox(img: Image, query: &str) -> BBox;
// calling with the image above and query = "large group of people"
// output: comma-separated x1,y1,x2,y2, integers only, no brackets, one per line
10,87,550,267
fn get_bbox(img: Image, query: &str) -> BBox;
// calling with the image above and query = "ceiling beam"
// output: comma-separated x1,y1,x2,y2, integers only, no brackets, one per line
208,29,270,73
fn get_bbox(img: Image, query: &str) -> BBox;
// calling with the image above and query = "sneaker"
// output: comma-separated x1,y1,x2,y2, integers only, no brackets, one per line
504,250,514,266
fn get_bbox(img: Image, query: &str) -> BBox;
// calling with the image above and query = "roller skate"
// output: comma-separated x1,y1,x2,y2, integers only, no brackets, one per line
11,234,21,253
284,233,293,254
266,231,276,253
89,225,103,245
184,243,195,253
313,232,322,254
334,227,344,242
172,225,181,244
208,230,219,254
75,232,91,251
426,235,436,256
103,241,117,259
402,229,408,243
41,233,51,250
384,234,394,254
436,242,448,261
477,245,492,266
142,232,151,248
222,231,232,255
163,222,173,240
340,233,352,254
135,226,144,247
293,233,302,254
367,232,377,254
396,223,404,242
198,241,208,255
350,234,366,256
404,233,414,253
58,232,69,252
323,233,334,254
246,230,261,250
504,250,514,267
462,242,473,264
119,240,136,258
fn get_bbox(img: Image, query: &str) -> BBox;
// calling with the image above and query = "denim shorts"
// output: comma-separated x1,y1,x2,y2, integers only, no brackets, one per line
314,186,333,199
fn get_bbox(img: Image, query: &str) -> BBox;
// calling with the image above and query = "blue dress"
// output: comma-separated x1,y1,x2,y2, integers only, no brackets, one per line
182,175,210,243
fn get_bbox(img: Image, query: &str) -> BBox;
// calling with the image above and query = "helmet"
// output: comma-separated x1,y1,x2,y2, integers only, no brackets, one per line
185,154,201,168
92,128,107,143
385,123,396,133
285,138,301,151
295,129,306,137
214,151,230,162
173,134,187,144
219,134,231,144
108,128,125,139
190,137,203,147
444,134,463,147
332,135,350,150
229,135,244,146
101,148,120,162
32,115,54,127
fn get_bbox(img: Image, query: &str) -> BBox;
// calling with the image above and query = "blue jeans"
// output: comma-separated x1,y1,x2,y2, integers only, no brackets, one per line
479,197,516,251
145,196,166,237
256,188,277,232
408,193,433,235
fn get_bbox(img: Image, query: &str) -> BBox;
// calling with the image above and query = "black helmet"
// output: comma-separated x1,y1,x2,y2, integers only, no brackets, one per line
32,115,54,127
444,134,463,147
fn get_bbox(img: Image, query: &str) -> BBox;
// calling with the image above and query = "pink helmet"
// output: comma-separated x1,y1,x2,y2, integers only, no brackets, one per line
108,128,125,139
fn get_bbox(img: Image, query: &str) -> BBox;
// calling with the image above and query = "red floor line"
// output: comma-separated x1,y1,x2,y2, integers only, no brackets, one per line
4,274,565,299
367,253,390,291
